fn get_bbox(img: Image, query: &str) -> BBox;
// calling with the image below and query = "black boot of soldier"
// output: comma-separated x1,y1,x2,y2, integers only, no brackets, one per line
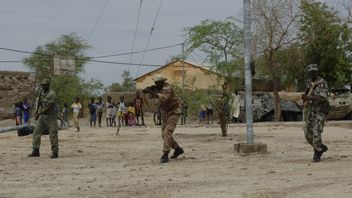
313,150,320,162
315,144,328,161
28,149,40,157
50,153,58,159
171,147,184,159
160,152,169,163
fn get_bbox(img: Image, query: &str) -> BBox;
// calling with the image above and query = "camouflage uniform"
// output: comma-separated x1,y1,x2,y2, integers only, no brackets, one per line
32,88,59,155
157,82,181,152
303,76,328,152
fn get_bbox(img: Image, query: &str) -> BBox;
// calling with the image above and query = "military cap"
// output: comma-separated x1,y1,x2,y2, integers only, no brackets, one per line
307,64,318,72
153,74,167,83
40,79,51,85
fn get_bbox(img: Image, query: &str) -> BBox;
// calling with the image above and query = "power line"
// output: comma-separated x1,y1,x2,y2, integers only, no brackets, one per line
128,0,144,73
87,0,110,41
136,0,164,77
90,43,182,58
0,60,22,63
0,47,50,56
0,43,183,59
86,59,162,67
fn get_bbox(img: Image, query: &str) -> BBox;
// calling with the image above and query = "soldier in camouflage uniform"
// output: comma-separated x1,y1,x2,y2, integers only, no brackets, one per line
28,79,59,159
143,74,184,163
302,64,329,162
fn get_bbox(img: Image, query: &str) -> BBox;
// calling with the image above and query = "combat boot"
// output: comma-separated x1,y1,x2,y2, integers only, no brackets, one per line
50,153,58,159
171,147,184,159
313,150,320,162
160,152,169,163
28,149,40,157
315,144,328,161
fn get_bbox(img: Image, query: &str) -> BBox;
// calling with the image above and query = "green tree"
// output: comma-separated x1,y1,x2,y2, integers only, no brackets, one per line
121,70,135,91
106,82,124,92
300,1,352,89
23,33,99,107
184,17,243,136
251,0,301,121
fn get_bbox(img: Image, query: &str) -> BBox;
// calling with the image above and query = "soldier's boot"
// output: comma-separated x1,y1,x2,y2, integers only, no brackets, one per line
50,153,58,159
28,149,40,157
171,147,184,159
76,127,80,132
313,150,321,162
315,144,328,161
160,152,169,163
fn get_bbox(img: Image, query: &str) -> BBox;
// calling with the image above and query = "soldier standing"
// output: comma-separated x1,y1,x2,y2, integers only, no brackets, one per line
302,64,329,162
143,74,184,163
28,79,59,159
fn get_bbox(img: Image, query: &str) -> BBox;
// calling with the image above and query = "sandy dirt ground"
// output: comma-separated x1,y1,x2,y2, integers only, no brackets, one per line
0,116,352,198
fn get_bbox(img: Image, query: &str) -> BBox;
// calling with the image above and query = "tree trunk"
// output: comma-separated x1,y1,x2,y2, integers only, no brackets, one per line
219,111,228,137
273,86,281,122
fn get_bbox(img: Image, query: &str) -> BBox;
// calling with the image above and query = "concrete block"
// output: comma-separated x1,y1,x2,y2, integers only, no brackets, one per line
234,142,267,155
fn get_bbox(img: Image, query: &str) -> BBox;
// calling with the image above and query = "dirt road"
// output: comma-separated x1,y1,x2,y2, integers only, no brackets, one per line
0,119,351,198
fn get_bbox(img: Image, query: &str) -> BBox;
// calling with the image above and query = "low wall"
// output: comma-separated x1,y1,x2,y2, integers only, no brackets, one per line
0,71,35,120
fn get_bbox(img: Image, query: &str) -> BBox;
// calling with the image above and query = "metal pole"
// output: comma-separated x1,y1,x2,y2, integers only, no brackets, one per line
244,0,254,144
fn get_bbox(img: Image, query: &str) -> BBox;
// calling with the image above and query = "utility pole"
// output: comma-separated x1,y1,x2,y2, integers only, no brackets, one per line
243,0,254,144
235,0,267,154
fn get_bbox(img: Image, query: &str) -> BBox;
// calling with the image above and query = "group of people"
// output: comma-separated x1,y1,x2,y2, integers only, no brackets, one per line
26,63,329,164
57,91,146,132
13,98,31,126
84,92,145,128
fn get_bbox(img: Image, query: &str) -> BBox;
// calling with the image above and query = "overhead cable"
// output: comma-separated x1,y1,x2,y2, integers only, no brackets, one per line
87,0,110,41
136,0,164,77
128,0,144,72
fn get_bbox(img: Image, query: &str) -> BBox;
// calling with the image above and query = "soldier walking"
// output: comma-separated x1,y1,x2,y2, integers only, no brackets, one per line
143,74,184,163
302,64,329,162
28,79,59,159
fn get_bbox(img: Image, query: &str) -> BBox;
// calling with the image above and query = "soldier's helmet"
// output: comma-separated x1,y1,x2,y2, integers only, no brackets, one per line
40,78,51,85
307,64,318,72
153,74,167,83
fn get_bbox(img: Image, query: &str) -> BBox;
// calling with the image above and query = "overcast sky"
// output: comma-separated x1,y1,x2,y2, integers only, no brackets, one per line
0,0,243,85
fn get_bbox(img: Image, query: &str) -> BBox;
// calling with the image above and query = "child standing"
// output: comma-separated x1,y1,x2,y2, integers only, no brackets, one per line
14,102,22,126
199,104,206,125
96,97,104,127
127,102,136,126
117,96,126,126
106,96,113,127
22,98,31,125
87,97,97,127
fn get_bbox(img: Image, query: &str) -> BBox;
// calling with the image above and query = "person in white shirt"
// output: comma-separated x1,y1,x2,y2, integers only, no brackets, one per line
71,97,82,132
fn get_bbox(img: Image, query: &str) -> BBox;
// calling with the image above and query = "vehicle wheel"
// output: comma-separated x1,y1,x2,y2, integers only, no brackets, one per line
345,112,352,120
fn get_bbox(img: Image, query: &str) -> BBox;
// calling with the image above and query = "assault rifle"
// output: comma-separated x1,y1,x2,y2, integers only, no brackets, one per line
142,85,159,95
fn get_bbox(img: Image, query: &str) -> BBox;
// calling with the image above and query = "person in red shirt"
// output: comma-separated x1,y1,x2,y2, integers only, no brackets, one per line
133,91,145,126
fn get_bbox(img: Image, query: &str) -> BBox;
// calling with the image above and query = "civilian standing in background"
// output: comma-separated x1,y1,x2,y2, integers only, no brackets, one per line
87,97,97,127
96,97,104,127
106,96,113,127
133,91,145,126
14,102,22,126
62,102,70,127
71,97,82,132
22,98,31,125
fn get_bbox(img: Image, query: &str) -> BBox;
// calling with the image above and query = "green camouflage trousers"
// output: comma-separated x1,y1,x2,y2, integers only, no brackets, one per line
161,112,180,152
32,114,59,154
304,110,326,152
